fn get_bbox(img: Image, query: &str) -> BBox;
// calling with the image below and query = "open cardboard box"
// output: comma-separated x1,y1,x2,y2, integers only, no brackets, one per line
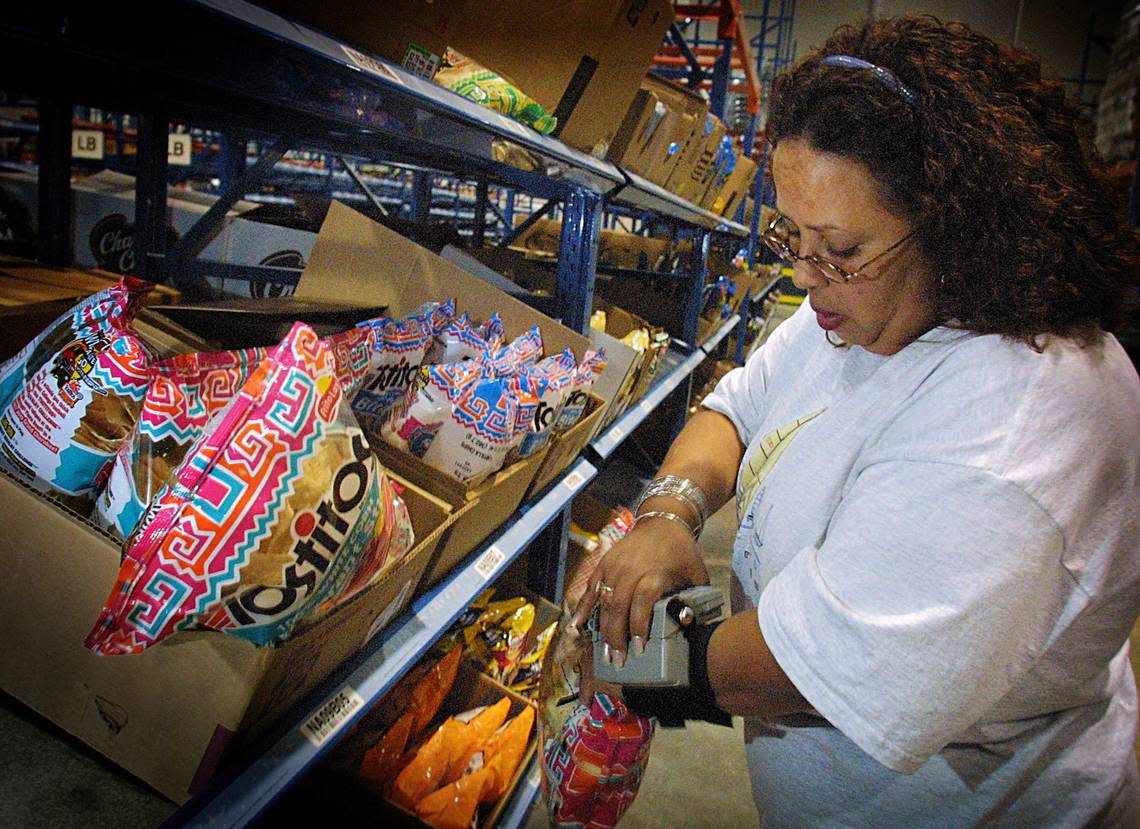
292,202,600,589
0,466,460,803
524,392,606,502
263,656,538,828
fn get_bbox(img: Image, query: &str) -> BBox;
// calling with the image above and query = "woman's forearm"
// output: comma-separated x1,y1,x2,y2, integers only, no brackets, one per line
707,610,809,717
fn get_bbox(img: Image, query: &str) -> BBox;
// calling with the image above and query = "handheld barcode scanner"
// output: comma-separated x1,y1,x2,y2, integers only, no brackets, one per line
590,586,725,686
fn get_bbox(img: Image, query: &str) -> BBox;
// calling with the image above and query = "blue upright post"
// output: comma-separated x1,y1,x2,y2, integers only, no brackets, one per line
683,229,709,347
555,187,602,335
411,170,432,223
36,100,71,266
709,38,735,121
134,112,170,283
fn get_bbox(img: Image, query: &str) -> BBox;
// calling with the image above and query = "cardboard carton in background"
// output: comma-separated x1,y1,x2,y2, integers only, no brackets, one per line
712,155,759,219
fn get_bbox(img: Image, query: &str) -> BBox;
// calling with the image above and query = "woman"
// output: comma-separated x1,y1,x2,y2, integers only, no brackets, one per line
574,15,1140,827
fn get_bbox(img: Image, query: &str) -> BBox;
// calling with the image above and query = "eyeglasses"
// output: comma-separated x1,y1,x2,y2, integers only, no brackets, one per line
760,213,916,284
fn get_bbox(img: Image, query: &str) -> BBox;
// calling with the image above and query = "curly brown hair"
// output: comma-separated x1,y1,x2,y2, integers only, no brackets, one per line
767,15,1138,346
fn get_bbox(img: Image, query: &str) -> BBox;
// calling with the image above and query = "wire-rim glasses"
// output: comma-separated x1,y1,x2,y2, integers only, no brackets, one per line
760,213,916,284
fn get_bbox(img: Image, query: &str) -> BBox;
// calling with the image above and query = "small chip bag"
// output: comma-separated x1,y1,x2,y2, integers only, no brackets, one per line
435,49,557,135
92,346,267,539
84,322,412,654
553,348,607,434
0,277,152,509
352,313,433,422
507,348,575,463
381,357,520,485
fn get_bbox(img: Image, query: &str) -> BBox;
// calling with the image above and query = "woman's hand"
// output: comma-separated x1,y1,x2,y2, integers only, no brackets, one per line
571,515,710,674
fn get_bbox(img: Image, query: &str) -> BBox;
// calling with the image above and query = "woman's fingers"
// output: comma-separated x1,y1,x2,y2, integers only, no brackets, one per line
627,571,671,657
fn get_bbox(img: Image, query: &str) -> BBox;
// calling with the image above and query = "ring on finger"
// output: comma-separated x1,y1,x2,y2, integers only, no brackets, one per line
594,580,615,597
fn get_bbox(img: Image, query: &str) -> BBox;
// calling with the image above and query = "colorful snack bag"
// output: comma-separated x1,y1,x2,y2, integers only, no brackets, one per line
92,346,266,539
508,349,575,462
415,706,536,829
485,602,536,685
0,278,152,508
352,314,432,422
543,693,654,829
496,325,543,374
85,322,411,654
324,324,378,400
426,314,488,365
510,621,558,697
382,357,520,485
480,313,504,344
553,348,607,434
435,49,557,135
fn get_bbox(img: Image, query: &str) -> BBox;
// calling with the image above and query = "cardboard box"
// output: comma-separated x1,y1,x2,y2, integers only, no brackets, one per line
264,657,537,827
712,155,759,218
590,299,654,426
261,0,672,156
508,218,672,273
0,466,459,803
608,74,708,186
664,113,727,203
523,393,605,502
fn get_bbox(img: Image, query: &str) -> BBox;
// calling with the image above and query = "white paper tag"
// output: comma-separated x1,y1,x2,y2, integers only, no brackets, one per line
167,133,192,166
363,579,414,646
301,686,364,748
72,130,104,160
340,44,402,85
639,399,654,415
562,469,585,491
608,425,624,442
474,545,506,580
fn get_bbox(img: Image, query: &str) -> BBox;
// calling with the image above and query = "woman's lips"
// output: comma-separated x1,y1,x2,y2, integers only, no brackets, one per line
815,310,845,331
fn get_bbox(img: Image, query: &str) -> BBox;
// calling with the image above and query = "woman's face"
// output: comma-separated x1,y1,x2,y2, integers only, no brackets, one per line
770,138,936,355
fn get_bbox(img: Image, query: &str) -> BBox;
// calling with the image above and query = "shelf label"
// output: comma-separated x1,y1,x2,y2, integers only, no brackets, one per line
72,130,104,160
340,44,402,85
562,469,585,491
167,133,192,166
301,686,364,748
608,425,624,442
639,399,654,415
474,545,506,581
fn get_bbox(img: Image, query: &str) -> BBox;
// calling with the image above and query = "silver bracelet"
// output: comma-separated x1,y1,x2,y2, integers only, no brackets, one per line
635,475,709,532
632,510,699,540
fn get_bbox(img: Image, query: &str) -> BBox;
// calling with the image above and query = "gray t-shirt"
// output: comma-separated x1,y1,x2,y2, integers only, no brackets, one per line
702,301,1140,827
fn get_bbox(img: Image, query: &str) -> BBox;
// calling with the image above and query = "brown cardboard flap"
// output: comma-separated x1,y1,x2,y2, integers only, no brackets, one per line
295,202,590,361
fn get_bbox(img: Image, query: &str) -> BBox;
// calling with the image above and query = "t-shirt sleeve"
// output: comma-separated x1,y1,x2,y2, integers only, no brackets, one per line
757,460,1068,774
702,301,810,446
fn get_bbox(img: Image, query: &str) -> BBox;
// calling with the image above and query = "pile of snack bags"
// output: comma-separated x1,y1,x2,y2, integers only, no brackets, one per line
434,48,557,135
448,588,558,698
352,646,536,829
0,278,605,655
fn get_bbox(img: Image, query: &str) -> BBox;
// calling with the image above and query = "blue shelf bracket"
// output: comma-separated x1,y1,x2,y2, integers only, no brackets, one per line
556,187,602,334
411,170,433,223
36,99,72,267
166,142,287,293
682,229,710,347
709,37,735,122
135,112,171,284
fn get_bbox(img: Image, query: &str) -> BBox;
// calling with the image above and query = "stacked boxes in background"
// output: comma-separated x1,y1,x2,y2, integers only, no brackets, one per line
258,0,673,157
607,74,710,187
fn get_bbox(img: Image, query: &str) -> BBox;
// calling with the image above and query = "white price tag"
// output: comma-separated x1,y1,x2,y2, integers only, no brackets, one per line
474,545,506,581
72,129,104,160
562,469,585,491
167,133,192,166
301,686,364,748
340,44,402,85
639,399,654,415
608,426,624,442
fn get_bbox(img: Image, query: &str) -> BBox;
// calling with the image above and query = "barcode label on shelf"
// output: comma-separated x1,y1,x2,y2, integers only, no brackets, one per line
562,469,585,491
301,686,364,748
639,399,654,415
475,545,506,580
400,44,440,79
608,426,624,442
340,45,402,85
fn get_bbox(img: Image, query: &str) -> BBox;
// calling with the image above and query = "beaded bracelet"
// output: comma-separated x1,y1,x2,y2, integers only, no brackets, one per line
635,475,709,534
632,510,700,541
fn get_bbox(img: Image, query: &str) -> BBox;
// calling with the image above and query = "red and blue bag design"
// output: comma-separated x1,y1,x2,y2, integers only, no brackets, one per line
0,277,152,509
84,322,412,654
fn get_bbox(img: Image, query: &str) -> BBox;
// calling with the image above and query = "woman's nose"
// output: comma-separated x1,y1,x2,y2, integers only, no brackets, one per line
790,259,829,291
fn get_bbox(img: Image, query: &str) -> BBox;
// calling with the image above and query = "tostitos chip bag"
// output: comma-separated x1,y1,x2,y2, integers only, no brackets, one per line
351,314,432,422
381,355,523,485
0,277,152,510
92,346,267,539
553,348,607,434
84,322,412,654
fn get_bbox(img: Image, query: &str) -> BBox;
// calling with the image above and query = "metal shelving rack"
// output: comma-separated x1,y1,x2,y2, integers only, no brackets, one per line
0,3,754,827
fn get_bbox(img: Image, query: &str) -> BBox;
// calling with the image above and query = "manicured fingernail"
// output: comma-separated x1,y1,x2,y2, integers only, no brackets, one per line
602,642,612,664
612,649,625,670
631,636,645,657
